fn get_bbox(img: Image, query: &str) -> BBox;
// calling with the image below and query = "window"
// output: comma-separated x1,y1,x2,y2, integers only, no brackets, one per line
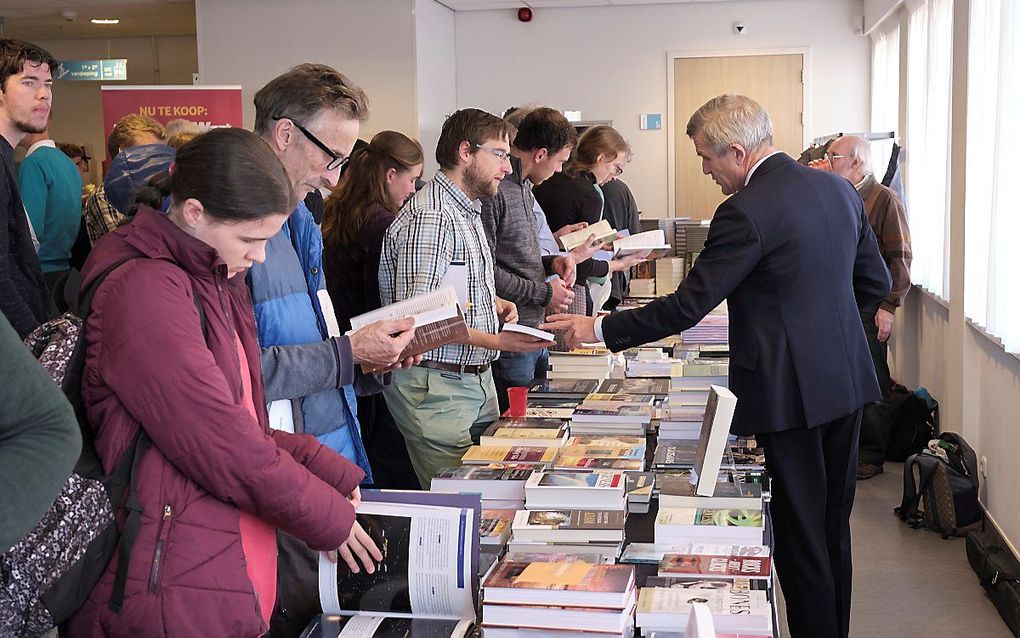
965,0,1020,353
904,0,953,298
870,23,900,180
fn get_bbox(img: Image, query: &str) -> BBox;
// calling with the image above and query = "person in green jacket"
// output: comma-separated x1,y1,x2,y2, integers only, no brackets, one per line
0,312,80,553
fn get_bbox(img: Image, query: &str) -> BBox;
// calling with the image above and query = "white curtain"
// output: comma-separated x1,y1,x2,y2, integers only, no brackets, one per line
870,23,900,180
904,0,953,298
965,0,1020,353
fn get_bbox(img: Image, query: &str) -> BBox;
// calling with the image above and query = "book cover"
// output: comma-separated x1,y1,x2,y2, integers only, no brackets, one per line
553,456,644,472
532,471,624,489
644,575,767,591
571,404,654,423
568,434,646,448
659,554,771,580
486,417,566,431
652,441,700,468
556,444,645,460
431,466,532,482
582,393,656,406
461,446,557,466
479,509,514,546
636,587,771,631
656,508,764,531
626,472,656,502
483,560,634,596
692,386,738,497
514,509,626,532
528,378,601,398
598,378,670,396
348,287,469,373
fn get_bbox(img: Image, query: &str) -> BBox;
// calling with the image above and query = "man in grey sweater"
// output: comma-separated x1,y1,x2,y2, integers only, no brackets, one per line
480,107,579,411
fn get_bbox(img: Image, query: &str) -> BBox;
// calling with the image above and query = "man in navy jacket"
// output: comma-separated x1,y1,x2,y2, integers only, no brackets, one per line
545,94,891,637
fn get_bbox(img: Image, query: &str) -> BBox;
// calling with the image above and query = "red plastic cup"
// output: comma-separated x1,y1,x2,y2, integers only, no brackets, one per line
507,386,529,418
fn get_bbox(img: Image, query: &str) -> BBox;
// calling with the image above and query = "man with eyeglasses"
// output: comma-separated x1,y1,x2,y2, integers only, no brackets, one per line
381,108,555,488
250,64,417,637
480,107,582,412
811,134,912,480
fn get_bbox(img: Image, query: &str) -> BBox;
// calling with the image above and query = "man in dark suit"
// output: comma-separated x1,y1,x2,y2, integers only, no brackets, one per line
544,94,891,638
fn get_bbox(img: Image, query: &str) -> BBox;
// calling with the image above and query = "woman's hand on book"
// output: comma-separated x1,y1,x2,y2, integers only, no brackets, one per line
329,520,384,574
348,486,362,509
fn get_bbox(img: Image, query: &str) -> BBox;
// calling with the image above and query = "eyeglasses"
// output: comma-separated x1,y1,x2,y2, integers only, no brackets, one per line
473,144,512,162
825,152,849,162
273,115,350,171
612,161,626,176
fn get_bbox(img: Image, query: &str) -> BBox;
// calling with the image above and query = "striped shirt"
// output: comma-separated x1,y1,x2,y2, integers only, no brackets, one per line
380,170,499,366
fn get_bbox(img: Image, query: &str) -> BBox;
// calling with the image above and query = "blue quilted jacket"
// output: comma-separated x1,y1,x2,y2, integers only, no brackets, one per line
247,202,372,480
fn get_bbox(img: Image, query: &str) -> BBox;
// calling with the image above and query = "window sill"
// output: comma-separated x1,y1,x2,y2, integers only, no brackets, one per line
912,284,949,310
965,317,1020,362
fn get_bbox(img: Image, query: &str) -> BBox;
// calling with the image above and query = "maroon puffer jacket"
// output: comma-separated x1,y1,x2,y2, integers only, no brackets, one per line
68,208,364,637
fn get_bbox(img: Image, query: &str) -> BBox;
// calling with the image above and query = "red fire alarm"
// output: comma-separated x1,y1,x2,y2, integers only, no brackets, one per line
517,7,533,22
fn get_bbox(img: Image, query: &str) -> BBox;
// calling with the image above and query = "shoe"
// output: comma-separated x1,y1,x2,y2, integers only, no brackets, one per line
857,462,884,480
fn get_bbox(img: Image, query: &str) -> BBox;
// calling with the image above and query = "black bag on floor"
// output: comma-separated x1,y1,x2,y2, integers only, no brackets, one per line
966,530,1020,635
886,386,938,462
895,432,982,538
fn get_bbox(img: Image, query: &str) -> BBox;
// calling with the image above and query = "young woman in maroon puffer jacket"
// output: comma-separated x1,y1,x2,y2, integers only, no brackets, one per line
69,128,381,638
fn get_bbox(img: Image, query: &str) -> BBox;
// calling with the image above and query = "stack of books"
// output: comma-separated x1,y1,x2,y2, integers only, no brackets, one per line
636,586,772,636
655,507,765,545
509,509,628,558
528,378,600,400
598,377,670,400
625,472,656,514
569,392,654,436
552,440,646,472
641,217,679,258
625,349,677,378
655,256,685,295
524,470,627,510
628,277,657,297
479,508,515,549
680,312,729,345
479,418,570,448
460,445,557,471
674,218,711,255
658,550,771,582
430,465,532,510
481,561,637,637
657,473,763,510
657,405,705,439
547,347,617,381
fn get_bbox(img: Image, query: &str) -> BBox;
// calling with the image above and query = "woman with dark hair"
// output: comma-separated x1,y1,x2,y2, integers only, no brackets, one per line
322,130,424,490
69,128,381,637
534,125,648,314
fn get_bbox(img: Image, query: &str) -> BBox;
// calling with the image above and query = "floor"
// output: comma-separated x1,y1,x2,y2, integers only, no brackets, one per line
775,461,1011,637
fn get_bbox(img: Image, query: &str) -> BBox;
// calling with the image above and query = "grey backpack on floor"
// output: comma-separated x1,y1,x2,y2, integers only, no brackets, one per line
895,432,982,538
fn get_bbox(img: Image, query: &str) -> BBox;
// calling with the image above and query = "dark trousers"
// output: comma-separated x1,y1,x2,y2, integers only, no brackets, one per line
492,348,549,414
757,409,862,638
859,307,892,398
359,394,420,490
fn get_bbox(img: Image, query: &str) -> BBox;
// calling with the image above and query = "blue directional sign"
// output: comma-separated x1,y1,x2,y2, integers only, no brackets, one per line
57,59,127,81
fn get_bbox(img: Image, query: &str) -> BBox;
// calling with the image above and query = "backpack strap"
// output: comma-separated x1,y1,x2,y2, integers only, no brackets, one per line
108,430,151,612
895,453,940,526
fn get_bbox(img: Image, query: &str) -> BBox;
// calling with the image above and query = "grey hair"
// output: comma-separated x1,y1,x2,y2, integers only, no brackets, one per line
839,135,874,176
686,94,774,155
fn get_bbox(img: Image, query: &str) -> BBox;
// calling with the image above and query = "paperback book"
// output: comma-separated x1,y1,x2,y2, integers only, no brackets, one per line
658,553,771,580
655,508,764,545
460,446,557,467
512,509,627,543
482,560,636,608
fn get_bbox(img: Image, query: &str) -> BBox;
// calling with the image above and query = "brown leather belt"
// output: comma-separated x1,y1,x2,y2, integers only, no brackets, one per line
417,360,490,375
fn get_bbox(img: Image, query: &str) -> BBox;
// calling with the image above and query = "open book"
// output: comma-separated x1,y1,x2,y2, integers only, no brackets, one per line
348,287,469,372
691,385,738,497
613,229,671,258
317,491,480,631
558,219,618,252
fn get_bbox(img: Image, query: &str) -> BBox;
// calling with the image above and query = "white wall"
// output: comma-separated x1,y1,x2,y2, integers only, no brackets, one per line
26,36,197,184
195,0,418,141
414,0,456,177
454,0,870,218
864,0,906,34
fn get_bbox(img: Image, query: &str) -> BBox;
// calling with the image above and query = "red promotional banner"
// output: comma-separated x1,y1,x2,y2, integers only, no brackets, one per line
100,85,243,160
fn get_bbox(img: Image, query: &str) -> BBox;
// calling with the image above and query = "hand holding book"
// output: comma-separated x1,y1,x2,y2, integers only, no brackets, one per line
348,316,419,371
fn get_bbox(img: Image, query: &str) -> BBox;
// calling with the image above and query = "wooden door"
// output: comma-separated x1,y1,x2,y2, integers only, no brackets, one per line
673,54,804,219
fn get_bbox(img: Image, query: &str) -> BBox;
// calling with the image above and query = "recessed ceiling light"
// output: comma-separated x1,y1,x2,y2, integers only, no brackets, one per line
90,18,120,25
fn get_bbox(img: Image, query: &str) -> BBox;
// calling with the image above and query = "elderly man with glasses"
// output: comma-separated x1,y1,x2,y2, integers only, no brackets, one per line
811,134,913,479
250,64,422,637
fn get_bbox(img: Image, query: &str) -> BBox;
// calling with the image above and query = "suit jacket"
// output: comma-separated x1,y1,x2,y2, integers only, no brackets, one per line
603,153,891,435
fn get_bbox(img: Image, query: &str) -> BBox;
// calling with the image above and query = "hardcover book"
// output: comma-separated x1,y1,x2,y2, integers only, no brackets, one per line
512,509,626,542
598,378,670,396
528,378,601,399
636,587,771,634
692,386,738,497
348,287,469,372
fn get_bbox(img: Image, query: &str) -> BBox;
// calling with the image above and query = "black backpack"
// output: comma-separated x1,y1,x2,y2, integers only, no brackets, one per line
0,258,206,636
895,432,982,538
886,386,938,461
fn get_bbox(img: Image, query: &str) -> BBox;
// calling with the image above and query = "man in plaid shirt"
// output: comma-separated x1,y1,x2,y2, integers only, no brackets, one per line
380,108,554,487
